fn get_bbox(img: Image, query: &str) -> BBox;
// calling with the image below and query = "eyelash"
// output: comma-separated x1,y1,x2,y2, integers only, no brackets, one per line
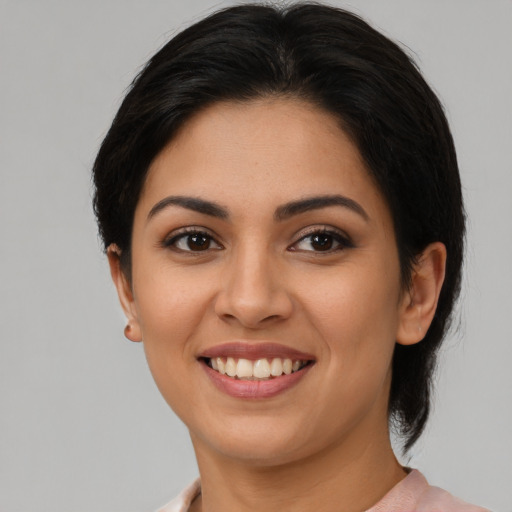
290,227,353,253
162,226,353,254
162,227,223,253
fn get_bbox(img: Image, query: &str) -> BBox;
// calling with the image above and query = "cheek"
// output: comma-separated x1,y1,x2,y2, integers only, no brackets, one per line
133,269,214,413
133,265,216,357
300,269,400,429
302,261,401,365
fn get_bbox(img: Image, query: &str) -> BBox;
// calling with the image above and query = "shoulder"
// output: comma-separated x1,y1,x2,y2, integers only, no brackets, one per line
416,482,491,512
366,469,491,512
154,478,200,512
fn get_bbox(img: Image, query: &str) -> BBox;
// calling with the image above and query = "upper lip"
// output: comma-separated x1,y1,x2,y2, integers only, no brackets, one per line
199,342,315,361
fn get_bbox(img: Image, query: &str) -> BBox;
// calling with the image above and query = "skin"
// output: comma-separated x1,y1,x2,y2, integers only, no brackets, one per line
109,98,446,512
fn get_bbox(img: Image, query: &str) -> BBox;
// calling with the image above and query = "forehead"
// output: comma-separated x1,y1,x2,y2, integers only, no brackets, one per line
137,98,389,224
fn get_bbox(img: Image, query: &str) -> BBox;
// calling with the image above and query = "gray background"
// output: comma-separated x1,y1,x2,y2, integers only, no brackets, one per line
1,0,511,510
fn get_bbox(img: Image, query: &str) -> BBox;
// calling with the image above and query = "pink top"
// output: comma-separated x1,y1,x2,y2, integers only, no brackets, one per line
156,470,490,512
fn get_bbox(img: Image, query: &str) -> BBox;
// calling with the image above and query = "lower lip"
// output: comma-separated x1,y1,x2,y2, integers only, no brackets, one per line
201,360,313,399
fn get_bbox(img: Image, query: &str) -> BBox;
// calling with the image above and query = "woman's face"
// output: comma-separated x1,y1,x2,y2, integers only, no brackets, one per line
114,98,415,465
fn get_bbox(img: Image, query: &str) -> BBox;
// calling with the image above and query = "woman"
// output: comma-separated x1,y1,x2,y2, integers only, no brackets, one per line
92,3,489,511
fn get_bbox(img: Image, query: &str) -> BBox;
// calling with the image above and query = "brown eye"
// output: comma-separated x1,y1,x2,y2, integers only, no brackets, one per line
187,233,210,251
291,229,352,253
165,230,222,252
310,233,334,251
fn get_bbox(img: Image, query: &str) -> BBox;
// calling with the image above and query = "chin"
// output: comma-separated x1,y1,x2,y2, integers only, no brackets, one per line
188,417,281,456
213,440,308,467
189,413,330,467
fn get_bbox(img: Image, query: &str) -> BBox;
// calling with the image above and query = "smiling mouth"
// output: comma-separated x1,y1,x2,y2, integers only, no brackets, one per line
202,357,313,380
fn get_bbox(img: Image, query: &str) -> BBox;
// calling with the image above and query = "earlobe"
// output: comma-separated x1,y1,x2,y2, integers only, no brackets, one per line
396,242,447,346
123,322,141,343
107,244,142,342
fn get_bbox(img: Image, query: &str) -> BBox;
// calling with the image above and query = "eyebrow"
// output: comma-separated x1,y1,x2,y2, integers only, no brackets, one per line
147,196,229,221
147,194,369,223
274,195,369,221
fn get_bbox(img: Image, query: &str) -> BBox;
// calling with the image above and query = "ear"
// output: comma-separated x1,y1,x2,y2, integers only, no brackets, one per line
396,242,447,346
107,244,142,342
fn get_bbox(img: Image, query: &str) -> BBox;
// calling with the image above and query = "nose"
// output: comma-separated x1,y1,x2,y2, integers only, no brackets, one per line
214,244,293,329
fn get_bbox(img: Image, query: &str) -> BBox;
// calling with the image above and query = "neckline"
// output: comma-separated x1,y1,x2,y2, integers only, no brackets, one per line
161,469,429,512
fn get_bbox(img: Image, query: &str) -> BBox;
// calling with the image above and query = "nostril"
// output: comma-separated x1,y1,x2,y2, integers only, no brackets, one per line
261,314,281,323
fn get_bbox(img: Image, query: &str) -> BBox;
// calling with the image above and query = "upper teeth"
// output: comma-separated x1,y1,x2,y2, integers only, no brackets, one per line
209,357,306,379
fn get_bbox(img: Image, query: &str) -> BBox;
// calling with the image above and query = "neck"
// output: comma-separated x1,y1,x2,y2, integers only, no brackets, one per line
190,427,406,512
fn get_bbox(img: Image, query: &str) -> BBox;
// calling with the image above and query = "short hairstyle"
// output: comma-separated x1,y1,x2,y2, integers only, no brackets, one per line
93,2,465,451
